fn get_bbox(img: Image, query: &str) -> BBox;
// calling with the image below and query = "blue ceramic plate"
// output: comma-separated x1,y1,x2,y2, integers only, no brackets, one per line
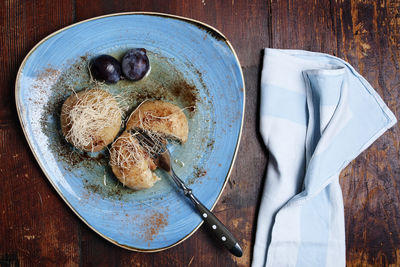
16,12,244,251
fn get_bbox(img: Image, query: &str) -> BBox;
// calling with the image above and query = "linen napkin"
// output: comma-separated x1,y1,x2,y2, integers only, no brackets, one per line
252,48,397,267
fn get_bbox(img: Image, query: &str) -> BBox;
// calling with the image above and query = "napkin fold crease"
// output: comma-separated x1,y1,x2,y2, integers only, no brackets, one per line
252,49,396,267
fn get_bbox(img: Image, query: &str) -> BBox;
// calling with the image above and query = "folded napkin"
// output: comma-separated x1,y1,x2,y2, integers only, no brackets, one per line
252,49,397,267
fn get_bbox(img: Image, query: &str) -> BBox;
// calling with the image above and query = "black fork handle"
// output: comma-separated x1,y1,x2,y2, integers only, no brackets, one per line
134,129,242,257
170,171,243,257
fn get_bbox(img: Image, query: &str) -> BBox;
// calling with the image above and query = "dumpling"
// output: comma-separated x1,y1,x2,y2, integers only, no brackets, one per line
109,131,159,190
126,100,188,143
60,89,122,152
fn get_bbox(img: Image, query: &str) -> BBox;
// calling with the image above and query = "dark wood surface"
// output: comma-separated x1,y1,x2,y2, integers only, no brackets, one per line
1,0,399,266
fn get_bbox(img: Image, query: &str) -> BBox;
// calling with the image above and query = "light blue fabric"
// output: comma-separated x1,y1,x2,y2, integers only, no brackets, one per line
252,49,397,267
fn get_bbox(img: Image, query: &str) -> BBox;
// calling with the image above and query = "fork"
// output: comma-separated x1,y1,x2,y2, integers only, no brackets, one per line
133,128,243,257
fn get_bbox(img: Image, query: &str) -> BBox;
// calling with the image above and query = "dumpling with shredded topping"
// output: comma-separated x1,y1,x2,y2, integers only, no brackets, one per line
109,131,159,190
60,89,122,152
126,100,189,143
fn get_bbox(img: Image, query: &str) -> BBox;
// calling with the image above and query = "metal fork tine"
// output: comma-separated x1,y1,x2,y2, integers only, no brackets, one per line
134,128,155,146
130,128,166,156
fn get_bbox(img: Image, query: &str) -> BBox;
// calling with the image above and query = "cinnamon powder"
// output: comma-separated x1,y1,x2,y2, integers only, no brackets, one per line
141,210,169,243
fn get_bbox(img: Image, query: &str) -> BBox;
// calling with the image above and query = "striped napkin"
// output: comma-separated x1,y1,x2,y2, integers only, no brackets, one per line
252,49,397,267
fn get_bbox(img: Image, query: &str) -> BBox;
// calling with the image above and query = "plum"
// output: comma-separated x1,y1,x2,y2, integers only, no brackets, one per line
121,48,150,81
90,55,121,84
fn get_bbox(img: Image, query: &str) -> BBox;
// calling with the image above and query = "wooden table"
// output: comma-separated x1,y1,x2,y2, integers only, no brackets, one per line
1,1,399,266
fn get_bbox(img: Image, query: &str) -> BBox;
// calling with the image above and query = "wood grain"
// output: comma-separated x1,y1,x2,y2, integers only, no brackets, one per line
270,1,400,265
337,0,400,266
0,1,79,266
0,0,399,266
